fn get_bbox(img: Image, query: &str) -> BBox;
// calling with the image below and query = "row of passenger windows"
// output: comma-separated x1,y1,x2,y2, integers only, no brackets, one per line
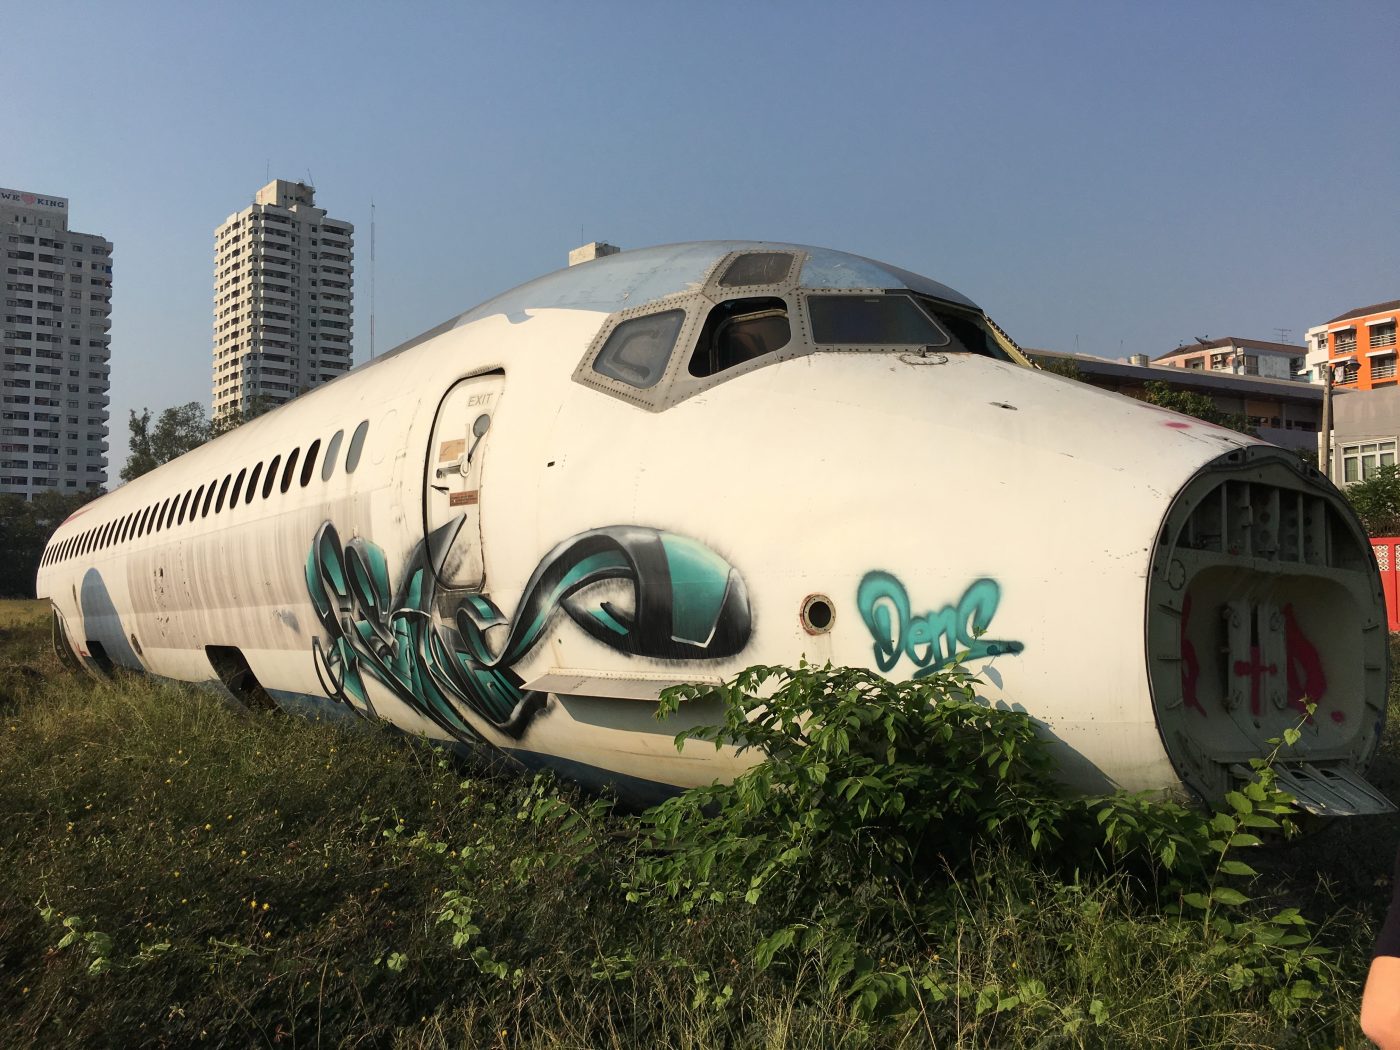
42,419,369,567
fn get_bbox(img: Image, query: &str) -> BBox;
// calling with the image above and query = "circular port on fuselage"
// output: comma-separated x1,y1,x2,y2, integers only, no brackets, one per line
800,594,834,634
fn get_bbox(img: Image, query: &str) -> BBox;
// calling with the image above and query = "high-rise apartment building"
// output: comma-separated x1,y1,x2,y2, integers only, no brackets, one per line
1,187,111,498
211,180,353,420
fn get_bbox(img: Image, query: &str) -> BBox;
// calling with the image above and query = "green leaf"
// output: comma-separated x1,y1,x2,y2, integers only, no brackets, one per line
1210,886,1249,906
1224,791,1252,815
1217,859,1258,877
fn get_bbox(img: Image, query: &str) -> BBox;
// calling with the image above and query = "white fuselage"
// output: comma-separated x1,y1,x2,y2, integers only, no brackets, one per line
37,242,1388,807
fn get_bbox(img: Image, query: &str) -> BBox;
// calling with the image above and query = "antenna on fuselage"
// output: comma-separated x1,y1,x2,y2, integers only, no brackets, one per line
370,198,376,361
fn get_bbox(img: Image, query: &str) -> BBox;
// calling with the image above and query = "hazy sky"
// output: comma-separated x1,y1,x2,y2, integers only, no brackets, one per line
4,1,1398,479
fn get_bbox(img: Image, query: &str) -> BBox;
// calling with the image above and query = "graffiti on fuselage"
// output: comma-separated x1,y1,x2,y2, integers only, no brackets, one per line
856,571,1024,678
304,522,751,742
1182,599,1337,724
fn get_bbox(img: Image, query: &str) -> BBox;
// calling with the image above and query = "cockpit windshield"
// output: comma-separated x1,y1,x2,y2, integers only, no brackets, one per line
808,292,1011,361
808,294,950,346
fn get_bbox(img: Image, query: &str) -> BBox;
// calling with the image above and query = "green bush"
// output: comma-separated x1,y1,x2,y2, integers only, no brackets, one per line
632,662,1339,1028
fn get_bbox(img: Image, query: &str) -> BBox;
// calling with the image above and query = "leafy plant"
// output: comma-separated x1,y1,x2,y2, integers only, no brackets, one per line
635,663,1069,920
631,661,1331,1024
1344,462,1400,535
1141,380,1256,435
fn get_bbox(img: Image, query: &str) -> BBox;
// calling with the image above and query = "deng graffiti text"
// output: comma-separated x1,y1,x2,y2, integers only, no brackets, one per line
857,571,1024,678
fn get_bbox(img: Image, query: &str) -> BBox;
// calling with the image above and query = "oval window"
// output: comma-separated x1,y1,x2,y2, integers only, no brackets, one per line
322,430,344,480
281,448,300,493
345,420,369,474
263,456,281,499
300,439,321,487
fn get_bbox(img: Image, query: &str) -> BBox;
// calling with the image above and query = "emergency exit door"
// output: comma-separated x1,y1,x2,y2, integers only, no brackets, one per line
424,372,504,590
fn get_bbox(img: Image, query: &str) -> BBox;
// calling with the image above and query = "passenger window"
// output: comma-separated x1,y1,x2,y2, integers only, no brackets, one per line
345,421,368,474
192,485,205,520
322,430,343,480
281,448,300,493
177,490,191,526
155,499,169,533
246,463,262,504
300,439,320,486
201,482,216,518
808,294,951,347
718,252,795,288
594,310,684,389
230,468,247,507
214,474,231,514
263,455,281,498
689,299,790,378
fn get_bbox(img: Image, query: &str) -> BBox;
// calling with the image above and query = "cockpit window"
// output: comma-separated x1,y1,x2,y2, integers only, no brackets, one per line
920,301,1001,358
688,298,790,378
808,294,951,346
593,309,685,389
718,252,796,288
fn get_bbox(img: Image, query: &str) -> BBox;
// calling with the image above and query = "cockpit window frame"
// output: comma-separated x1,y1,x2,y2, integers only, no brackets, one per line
572,249,811,411
572,248,1026,412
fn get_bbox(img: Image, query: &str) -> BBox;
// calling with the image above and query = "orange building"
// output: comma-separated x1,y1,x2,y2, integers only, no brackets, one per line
1315,299,1400,390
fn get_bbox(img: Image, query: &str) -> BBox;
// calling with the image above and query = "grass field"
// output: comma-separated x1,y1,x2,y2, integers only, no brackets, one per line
0,598,1395,1048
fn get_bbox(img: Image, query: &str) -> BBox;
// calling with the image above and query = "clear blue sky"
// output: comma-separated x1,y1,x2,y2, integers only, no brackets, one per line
5,1,1398,480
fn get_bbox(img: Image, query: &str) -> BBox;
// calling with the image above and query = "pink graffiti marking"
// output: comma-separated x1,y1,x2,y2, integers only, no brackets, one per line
1180,596,1206,716
1283,603,1332,723
1233,646,1278,717
1164,421,1192,429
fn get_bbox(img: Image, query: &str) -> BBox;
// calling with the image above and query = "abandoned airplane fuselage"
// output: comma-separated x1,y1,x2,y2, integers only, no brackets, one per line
36,242,1393,813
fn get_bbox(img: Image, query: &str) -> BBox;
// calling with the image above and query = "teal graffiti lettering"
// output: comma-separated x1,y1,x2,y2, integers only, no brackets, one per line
856,571,1024,678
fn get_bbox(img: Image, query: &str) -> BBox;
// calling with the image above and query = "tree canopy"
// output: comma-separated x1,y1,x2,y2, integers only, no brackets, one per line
0,489,103,598
1140,381,1256,436
1344,464,1400,537
122,397,277,482
121,403,210,482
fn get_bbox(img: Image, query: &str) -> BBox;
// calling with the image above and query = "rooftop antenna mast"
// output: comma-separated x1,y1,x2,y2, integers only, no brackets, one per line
369,199,376,360
1275,327,1292,343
